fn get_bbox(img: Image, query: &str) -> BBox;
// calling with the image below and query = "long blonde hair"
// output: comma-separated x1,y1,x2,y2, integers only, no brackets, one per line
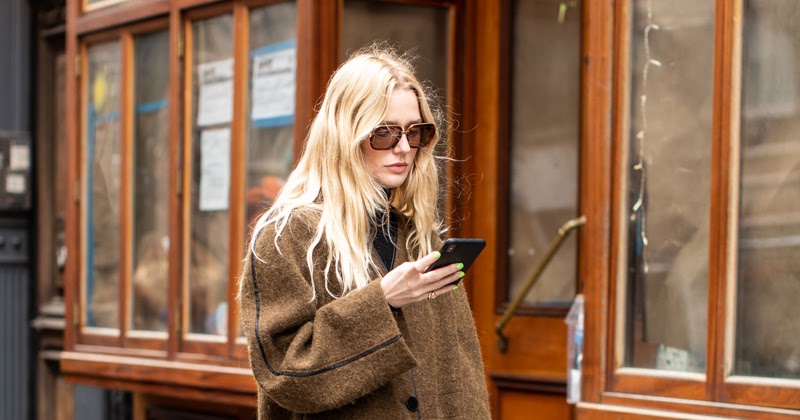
248,46,444,300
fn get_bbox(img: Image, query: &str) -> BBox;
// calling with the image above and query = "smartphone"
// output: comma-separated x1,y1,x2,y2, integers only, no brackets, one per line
424,238,486,285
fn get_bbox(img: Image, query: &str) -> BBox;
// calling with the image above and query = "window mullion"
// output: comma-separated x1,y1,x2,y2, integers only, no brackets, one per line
119,31,135,345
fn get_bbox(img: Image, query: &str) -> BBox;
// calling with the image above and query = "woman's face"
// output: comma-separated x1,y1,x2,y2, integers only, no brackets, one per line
361,89,421,189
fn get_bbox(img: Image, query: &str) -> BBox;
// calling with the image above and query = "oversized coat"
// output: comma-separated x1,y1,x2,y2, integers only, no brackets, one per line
240,211,491,419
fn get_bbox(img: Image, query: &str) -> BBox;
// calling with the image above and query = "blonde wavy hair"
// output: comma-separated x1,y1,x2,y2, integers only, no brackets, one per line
248,46,444,300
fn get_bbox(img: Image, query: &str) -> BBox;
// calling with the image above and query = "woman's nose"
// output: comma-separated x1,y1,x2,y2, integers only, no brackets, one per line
394,133,412,153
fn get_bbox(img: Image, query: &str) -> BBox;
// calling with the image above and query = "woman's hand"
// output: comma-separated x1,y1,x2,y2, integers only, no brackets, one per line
380,251,465,308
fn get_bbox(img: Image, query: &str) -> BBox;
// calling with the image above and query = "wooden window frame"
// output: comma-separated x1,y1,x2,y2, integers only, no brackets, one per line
178,0,236,360
75,18,171,354
62,0,340,402
581,0,800,417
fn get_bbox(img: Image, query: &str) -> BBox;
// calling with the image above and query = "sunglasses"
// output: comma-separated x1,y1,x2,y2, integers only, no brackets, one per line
368,123,436,150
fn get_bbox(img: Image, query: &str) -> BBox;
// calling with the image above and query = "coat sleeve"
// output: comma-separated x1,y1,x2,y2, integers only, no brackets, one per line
239,220,417,414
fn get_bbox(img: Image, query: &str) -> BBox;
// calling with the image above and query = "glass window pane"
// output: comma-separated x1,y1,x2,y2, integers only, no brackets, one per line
246,3,297,227
507,0,581,307
736,0,800,380
84,40,121,329
130,30,170,332
622,0,714,372
342,0,450,212
188,15,233,335
86,0,125,5
342,0,448,100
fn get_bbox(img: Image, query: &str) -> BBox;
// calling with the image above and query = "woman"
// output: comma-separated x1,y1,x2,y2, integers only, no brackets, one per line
239,46,490,419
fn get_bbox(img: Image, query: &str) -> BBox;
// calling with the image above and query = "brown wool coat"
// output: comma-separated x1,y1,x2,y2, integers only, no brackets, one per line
240,212,491,419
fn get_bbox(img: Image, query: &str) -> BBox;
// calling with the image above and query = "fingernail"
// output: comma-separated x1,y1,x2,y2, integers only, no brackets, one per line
457,263,464,270
458,271,465,278
434,251,441,259
452,285,459,291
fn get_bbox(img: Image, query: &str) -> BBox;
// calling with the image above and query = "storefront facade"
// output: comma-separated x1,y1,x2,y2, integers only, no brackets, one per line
23,0,800,418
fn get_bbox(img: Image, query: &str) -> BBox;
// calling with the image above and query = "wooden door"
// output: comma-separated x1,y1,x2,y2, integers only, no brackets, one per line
461,1,597,418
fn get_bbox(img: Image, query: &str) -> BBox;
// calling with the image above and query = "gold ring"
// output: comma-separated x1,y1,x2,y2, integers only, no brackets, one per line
428,291,437,300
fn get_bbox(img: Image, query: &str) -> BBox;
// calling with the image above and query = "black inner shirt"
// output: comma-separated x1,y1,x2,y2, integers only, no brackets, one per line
372,209,398,271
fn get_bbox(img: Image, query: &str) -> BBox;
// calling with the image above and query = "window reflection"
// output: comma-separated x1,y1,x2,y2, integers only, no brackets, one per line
130,30,170,332
507,0,581,308
736,0,800,380
622,0,714,373
188,15,233,335
246,3,297,228
84,40,121,329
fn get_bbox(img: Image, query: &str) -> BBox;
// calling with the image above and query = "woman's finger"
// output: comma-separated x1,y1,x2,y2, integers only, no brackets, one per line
413,251,442,273
426,280,463,302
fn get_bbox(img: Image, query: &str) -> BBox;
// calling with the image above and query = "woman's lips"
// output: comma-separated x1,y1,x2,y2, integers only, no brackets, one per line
386,163,408,174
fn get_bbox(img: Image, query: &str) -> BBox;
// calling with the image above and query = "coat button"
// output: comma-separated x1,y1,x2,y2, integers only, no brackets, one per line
405,396,419,412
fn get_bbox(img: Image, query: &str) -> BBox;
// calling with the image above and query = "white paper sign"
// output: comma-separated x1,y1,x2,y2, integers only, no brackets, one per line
197,59,233,127
5,173,25,194
251,41,296,125
199,128,231,211
10,144,30,170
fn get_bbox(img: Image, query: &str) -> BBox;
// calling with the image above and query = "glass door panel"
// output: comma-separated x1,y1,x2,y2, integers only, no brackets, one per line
84,40,122,330
620,0,714,372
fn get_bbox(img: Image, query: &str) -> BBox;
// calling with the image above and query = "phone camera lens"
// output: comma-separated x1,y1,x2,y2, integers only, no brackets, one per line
446,244,456,252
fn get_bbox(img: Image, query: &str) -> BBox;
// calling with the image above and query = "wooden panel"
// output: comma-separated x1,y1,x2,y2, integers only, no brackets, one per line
586,394,800,420
710,0,738,405
119,30,134,345
76,0,170,35
579,0,614,405
166,3,183,361
227,0,249,358
134,393,256,419
491,317,568,378
723,380,800,412
60,351,257,394
499,391,571,420
465,0,501,363
578,403,720,420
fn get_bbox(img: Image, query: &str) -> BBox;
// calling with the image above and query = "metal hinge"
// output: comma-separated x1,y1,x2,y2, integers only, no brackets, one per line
73,301,80,327
175,303,182,337
74,54,81,78
176,166,183,196
178,31,184,59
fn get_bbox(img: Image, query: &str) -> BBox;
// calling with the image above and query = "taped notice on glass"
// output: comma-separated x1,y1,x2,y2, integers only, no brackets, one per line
197,58,233,127
251,40,296,127
199,128,230,211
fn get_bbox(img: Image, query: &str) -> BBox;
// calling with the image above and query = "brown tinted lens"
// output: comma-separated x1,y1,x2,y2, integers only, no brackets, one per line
370,126,402,150
417,124,435,147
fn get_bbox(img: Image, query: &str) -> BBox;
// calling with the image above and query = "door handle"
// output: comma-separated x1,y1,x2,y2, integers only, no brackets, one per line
496,215,586,353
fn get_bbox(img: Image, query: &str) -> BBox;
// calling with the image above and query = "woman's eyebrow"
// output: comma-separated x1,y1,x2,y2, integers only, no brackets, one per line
380,119,423,126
